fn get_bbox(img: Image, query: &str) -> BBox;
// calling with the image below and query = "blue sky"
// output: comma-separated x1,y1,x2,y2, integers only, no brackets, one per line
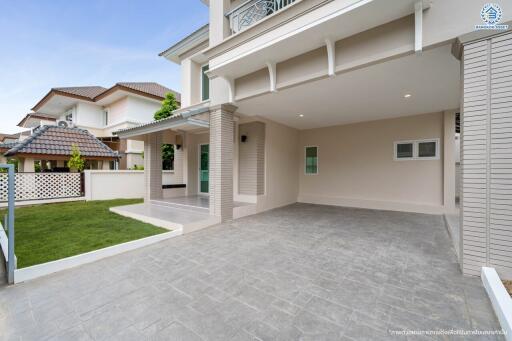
0,0,208,133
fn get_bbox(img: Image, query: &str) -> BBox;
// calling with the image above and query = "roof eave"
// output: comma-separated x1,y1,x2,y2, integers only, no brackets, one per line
159,24,210,64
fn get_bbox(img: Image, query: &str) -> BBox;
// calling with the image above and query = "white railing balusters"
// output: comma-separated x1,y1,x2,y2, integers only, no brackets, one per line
227,0,296,34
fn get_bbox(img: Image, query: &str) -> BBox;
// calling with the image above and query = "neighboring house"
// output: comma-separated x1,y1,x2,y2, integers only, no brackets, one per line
20,82,180,169
115,0,512,278
3,126,118,172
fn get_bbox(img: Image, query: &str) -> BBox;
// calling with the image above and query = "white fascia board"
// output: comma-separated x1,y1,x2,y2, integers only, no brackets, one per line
160,25,210,64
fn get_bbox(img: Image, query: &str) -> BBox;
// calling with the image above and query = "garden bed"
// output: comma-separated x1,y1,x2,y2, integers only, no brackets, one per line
0,199,167,268
504,280,512,297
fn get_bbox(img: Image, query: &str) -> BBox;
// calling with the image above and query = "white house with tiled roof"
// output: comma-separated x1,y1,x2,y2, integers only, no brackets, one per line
113,0,512,279
17,82,180,170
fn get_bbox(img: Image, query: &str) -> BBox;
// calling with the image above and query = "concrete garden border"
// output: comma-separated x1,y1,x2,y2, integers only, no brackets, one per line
482,267,512,341
13,229,182,284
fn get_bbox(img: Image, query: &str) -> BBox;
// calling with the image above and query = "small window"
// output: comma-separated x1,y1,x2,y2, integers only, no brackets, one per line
104,110,109,126
201,64,210,101
305,146,318,174
394,139,439,160
418,141,436,158
396,142,413,159
65,111,73,122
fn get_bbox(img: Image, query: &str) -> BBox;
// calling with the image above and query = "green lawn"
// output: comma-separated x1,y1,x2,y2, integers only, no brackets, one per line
0,199,167,268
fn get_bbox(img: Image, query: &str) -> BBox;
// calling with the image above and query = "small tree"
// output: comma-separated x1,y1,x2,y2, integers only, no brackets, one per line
68,144,85,172
154,92,179,170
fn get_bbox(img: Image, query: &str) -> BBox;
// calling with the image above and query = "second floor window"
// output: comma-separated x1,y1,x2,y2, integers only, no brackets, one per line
65,111,73,122
104,110,109,126
201,64,210,102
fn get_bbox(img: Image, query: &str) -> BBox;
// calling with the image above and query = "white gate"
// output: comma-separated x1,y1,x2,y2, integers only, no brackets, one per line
0,173,82,202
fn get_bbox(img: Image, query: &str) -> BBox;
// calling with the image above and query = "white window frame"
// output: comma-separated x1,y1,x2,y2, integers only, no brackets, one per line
394,138,440,161
200,63,210,102
304,145,319,175
104,109,109,127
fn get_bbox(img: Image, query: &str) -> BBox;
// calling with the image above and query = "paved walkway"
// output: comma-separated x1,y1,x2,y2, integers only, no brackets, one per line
0,204,502,340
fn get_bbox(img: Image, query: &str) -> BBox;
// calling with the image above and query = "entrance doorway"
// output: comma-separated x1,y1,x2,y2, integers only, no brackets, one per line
199,144,209,194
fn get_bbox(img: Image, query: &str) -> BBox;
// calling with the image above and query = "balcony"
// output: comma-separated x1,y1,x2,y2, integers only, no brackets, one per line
227,0,296,34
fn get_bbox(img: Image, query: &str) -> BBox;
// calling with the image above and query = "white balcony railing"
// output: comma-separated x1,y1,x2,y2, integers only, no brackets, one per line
227,0,296,34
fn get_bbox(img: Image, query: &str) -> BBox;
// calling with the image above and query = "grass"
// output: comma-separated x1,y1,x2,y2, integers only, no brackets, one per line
0,199,167,268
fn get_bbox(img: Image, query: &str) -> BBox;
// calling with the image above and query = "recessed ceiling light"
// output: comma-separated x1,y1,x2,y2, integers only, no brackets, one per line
298,114,304,117
404,94,412,98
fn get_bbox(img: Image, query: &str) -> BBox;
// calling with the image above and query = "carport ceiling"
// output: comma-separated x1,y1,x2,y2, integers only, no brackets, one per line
236,45,460,130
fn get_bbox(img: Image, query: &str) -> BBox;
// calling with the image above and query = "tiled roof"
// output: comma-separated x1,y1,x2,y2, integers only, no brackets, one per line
32,82,180,111
0,133,19,142
4,126,118,158
0,142,17,151
53,86,108,100
116,82,181,102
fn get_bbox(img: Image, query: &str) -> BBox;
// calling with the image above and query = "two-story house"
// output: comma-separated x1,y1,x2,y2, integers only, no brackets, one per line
114,0,512,278
13,82,180,170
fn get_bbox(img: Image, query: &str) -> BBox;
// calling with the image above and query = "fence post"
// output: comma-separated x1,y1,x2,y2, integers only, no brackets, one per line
7,164,15,284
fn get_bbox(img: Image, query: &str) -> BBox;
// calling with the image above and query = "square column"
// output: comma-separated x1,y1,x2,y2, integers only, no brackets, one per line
173,136,184,184
144,132,163,202
209,104,236,221
461,32,512,277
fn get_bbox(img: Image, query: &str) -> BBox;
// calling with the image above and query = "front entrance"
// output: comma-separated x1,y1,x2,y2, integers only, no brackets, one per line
199,143,209,194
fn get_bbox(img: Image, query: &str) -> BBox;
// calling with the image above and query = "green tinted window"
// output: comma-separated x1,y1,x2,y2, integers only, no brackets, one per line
305,147,318,174
201,65,210,101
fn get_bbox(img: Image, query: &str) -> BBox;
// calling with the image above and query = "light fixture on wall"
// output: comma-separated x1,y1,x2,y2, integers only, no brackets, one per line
176,144,182,150
241,135,248,143
403,93,412,98
298,114,304,117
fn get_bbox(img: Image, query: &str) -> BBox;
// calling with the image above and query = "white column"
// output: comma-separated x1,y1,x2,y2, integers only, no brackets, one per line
144,132,163,202
209,104,236,221
173,143,184,184
209,0,231,46
22,158,35,173
461,32,512,277
102,160,110,170
443,111,456,213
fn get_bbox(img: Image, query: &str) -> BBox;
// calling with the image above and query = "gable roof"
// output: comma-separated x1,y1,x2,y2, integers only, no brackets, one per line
159,24,209,64
32,82,180,111
17,113,57,127
0,133,20,142
52,86,108,100
4,126,118,159
95,82,181,102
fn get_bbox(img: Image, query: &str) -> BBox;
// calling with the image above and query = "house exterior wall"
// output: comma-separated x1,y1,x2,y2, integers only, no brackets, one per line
105,97,128,126
238,121,265,196
75,102,105,128
298,112,444,214
125,97,161,124
461,32,512,278
255,117,300,212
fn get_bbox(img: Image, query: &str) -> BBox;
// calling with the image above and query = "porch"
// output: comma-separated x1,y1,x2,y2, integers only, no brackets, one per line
111,195,256,233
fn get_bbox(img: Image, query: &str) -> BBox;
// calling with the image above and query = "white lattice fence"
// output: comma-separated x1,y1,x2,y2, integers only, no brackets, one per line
0,173,82,202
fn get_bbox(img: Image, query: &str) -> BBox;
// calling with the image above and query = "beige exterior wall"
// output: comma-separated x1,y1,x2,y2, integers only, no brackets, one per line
298,112,445,214
255,117,300,212
238,121,265,196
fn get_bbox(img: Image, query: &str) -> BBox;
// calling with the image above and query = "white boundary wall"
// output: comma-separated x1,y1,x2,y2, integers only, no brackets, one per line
84,170,178,201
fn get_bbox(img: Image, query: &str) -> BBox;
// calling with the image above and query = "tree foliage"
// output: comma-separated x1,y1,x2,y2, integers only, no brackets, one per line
68,144,85,172
154,92,179,170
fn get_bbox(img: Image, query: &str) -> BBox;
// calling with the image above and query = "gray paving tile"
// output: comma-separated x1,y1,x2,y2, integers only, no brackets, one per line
0,204,503,340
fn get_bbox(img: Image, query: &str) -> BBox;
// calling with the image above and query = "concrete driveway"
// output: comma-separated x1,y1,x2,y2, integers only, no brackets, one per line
0,204,502,340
